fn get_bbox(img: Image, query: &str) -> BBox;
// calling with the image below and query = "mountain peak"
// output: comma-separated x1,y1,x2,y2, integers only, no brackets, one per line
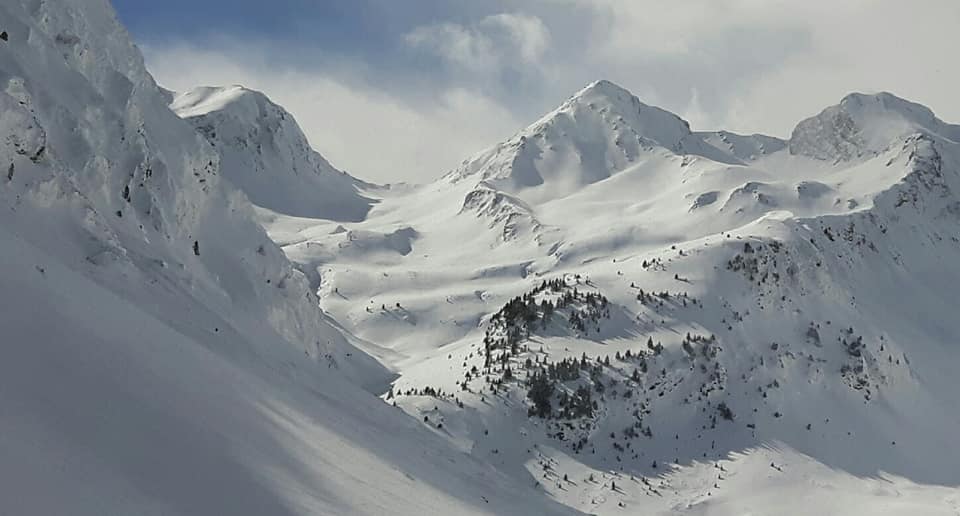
443,80,695,197
840,91,931,114
790,91,960,160
170,84,266,119
838,91,944,132
571,79,637,103
529,79,695,153
172,85,374,221
562,80,689,131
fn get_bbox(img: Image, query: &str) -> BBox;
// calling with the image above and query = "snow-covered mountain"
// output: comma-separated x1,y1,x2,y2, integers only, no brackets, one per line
444,80,784,203
790,91,960,161
5,1,960,515
172,85,375,221
0,1,575,515
262,79,960,513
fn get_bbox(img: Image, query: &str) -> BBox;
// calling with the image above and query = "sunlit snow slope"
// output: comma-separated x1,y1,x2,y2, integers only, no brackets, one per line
262,80,960,514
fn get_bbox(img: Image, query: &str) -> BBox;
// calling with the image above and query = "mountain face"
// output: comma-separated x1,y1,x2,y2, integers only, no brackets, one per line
262,81,960,513
0,1,574,515
444,80,785,205
790,91,960,161
0,0,385,385
172,85,374,221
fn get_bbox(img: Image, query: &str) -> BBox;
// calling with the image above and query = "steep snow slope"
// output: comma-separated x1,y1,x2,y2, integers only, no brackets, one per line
0,1,576,514
0,227,576,516
172,85,374,221
263,80,960,514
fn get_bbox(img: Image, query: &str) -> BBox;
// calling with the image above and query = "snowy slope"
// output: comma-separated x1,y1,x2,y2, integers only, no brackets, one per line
0,226,575,516
0,1,576,514
443,80,784,204
172,85,374,221
5,0,960,513
0,0,390,386
263,78,960,514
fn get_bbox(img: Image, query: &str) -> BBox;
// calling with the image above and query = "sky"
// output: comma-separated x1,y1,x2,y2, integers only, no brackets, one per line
114,0,960,184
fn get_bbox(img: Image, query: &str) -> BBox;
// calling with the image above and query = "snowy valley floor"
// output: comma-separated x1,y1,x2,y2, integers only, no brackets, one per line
258,169,960,514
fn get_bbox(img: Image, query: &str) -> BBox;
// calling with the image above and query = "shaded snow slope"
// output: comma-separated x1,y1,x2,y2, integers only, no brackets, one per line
172,85,375,221
0,1,576,514
0,0,383,383
0,227,580,516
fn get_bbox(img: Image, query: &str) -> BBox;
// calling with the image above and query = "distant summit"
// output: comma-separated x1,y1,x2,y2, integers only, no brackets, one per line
790,91,960,161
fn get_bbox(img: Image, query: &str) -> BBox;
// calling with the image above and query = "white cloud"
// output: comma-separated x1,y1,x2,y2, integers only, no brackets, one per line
715,0,960,136
404,13,550,78
140,2,960,185
540,0,960,136
142,43,522,184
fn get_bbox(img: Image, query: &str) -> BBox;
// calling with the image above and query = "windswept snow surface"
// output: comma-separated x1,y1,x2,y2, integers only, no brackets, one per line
260,79,960,514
